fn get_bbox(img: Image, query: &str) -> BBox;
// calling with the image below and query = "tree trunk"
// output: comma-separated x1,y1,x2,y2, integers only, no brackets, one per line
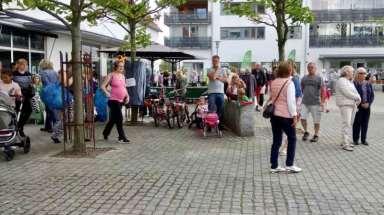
129,22,138,123
275,1,287,62
278,41,285,62
71,18,86,153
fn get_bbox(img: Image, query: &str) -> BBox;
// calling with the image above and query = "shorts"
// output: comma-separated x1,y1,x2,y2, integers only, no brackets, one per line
301,104,322,124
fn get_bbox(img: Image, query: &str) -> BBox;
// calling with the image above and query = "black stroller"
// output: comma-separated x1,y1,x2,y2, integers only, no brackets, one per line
0,92,31,161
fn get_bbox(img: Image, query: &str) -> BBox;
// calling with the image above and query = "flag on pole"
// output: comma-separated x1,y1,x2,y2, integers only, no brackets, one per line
241,50,252,70
288,49,296,61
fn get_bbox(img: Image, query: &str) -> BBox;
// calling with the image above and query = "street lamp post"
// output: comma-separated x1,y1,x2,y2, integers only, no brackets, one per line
215,41,220,55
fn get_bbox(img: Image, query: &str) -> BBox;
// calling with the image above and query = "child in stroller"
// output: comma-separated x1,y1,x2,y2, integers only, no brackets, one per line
0,69,31,161
189,96,208,129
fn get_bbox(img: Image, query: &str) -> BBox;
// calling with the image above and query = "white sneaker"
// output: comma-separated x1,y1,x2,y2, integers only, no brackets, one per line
286,166,302,173
279,150,287,156
342,144,354,151
270,166,286,173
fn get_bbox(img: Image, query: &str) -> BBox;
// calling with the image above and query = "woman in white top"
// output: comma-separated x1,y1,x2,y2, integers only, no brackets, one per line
335,66,361,151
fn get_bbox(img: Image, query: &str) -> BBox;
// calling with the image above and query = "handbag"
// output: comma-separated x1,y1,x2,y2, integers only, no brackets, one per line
262,80,289,119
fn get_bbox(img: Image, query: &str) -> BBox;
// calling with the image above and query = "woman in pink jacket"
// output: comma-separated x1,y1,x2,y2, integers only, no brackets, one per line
268,62,301,173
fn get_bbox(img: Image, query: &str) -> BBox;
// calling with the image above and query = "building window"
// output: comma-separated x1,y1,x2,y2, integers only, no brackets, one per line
30,34,44,50
288,26,302,39
0,32,11,47
13,34,29,49
220,3,265,15
182,25,200,37
221,27,265,40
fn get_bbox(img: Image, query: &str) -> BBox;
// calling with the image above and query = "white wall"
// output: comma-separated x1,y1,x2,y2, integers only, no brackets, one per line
211,2,306,73
45,33,72,71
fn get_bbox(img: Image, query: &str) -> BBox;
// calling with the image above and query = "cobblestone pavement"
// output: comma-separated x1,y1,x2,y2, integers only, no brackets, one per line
1,93,384,215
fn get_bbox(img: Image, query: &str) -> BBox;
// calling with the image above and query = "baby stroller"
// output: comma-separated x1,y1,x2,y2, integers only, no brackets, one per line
202,112,222,138
0,92,31,161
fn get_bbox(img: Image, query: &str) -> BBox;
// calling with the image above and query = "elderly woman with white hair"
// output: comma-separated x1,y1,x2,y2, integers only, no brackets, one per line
335,66,361,151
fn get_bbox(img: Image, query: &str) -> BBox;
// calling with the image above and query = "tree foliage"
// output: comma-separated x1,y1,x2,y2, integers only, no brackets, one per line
94,0,186,63
221,0,314,61
5,0,104,153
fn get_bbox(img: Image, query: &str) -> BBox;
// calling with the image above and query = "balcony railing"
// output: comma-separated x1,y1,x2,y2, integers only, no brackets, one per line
164,12,211,25
165,37,211,49
313,8,384,22
310,35,384,47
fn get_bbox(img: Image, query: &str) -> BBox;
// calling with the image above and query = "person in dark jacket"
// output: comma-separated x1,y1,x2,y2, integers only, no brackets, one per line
13,58,34,137
252,63,267,111
239,68,256,100
353,67,374,146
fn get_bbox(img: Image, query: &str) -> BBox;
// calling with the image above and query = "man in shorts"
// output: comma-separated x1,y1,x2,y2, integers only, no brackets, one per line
301,62,325,142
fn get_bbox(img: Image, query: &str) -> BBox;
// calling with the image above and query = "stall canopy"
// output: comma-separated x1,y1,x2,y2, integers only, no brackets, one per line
99,42,205,73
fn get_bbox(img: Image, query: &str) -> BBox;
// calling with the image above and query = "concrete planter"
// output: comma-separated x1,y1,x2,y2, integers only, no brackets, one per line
223,101,255,137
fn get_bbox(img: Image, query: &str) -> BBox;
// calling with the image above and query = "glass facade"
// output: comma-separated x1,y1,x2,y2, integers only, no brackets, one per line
221,27,265,40
0,26,45,72
311,0,384,10
220,3,265,15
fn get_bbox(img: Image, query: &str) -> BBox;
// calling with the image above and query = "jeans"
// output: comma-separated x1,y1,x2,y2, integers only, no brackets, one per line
339,106,356,145
44,107,54,130
208,93,224,125
103,100,126,140
270,115,297,169
353,107,370,143
51,109,62,139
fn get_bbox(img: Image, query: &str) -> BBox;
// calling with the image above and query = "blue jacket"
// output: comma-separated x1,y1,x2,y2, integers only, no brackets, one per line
292,75,302,98
354,81,374,107
40,69,59,86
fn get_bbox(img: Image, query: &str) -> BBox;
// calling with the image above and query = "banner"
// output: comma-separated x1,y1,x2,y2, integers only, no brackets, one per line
241,50,252,70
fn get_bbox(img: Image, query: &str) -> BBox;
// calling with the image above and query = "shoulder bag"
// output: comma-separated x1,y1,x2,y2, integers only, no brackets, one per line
262,80,289,119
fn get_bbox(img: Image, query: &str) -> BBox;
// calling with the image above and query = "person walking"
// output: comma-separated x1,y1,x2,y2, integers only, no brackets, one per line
39,60,59,133
335,66,361,151
301,62,325,143
353,67,374,146
12,58,34,137
207,55,228,130
268,61,301,173
252,63,267,111
102,60,130,143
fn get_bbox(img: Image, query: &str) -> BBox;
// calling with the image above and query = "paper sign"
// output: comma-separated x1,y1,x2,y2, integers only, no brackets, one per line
126,78,136,87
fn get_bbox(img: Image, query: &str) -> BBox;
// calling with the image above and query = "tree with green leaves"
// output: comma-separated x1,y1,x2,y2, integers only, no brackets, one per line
9,0,103,153
222,0,314,61
94,0,185,64
94,0,185,122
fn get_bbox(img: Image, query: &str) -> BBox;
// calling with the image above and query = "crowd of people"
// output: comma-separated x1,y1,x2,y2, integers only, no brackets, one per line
0,56,376,174
202,55,375,174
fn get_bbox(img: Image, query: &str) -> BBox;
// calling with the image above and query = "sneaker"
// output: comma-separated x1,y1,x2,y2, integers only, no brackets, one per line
342,144,354,151
286,166,302,173
361,141,369,146
118,138,130,144
255,106,260,112
270,166,286,173
310,135,319,143
51,137,61,144
279,150,287,156
302,132,309,141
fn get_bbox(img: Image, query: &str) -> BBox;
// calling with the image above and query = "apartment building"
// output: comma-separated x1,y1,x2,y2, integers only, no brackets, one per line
308,0,384,76
164,0,213,77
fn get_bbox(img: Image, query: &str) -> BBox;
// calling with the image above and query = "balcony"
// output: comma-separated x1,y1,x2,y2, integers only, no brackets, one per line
313,8,384,23
164,12,211,25
310,35,384,47
165,37,211,49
